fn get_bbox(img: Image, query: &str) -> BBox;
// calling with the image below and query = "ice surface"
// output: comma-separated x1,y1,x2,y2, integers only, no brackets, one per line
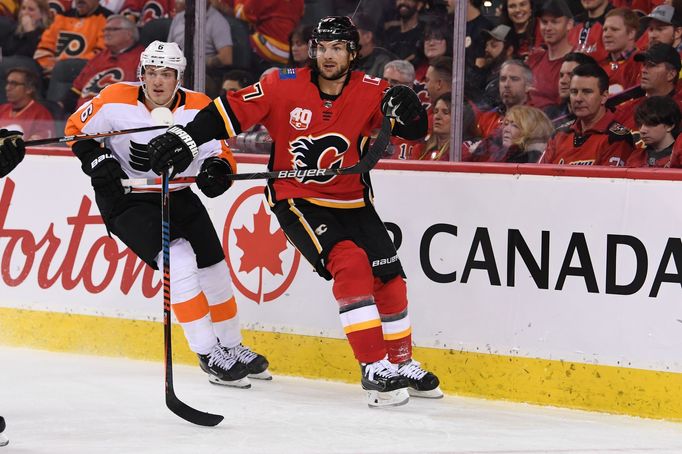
1,346,682,454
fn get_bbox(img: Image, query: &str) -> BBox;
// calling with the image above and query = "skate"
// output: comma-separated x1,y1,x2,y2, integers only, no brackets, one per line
227,343,272,380
396,359,443,398
198,343,251,388
361,358,410,408
0,416,7,447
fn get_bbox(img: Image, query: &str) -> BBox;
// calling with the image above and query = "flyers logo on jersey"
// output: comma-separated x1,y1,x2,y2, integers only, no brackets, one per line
289,107,312,130
289,134,349,184
56,32,86,57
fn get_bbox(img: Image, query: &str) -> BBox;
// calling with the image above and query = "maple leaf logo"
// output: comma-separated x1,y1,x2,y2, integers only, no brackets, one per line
233,202,288,301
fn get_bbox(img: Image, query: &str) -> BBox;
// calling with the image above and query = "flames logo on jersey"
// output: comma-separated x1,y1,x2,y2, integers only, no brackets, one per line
56,32,86,57
289,134,349,184
141,0,167,24
129,141,151,172
83,68,125,98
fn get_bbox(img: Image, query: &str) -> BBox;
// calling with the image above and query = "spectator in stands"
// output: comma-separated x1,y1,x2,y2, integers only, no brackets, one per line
641,5,682,55
600,8,642,94
65,14,143,112
354,13,395,78
478,59,533,138
500,105,555,162
414,20,452,82
120,0,173,24
477,24,517,110
2,0,51,58
424,56,452,112
287,24,312,68
626,96,680,167
0,67,54,140
499,0,541,58
384,0,426,63
541,63,634,165
545,52,598,124
34,0,110,105
232,0,305,69
569,0,613,61
614,43,682,130
527,0,574,110
382,59,416,87
221,69,252,94
168,0,233,97
418,92,451,160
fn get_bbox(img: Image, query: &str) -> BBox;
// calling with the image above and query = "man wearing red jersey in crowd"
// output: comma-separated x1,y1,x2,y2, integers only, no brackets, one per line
222,0,304,66
614,43,682,131
569,0,613,61
0,68,54,140
67,15,144,111
626,96,680,167
527,0,574,110
599,8,642,94
541,63,634,165
147,16,442,408
120,0,174,24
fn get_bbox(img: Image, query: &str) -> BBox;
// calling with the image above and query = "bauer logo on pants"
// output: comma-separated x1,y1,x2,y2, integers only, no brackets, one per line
222,186,301,304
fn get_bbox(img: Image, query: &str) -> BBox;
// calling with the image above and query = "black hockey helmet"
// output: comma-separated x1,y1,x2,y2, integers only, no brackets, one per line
309,16,360,56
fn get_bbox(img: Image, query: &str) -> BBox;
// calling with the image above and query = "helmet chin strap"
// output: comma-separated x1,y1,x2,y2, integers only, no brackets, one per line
140,69,181,109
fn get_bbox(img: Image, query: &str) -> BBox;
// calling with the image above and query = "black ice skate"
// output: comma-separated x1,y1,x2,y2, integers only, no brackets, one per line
224,344,272,380
361,358,409,408
396,359,443,398
198,343,251,388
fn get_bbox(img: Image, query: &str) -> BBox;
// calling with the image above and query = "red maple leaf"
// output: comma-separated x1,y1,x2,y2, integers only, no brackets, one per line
234,202,288,276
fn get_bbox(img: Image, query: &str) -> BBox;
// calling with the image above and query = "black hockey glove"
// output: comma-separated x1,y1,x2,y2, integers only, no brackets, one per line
196,157,233,198
381,85,423,125
0,129,25,178
148,125,199,176
82,149,128,198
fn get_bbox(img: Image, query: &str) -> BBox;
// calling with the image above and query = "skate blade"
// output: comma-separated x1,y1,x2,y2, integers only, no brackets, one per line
366,388,410,408
408,386,444,399
208,375,252,389
0,434,8,447
249,370,273,380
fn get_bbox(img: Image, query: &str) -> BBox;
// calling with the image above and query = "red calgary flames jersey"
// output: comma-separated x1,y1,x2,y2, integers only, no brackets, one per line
213,67,386,208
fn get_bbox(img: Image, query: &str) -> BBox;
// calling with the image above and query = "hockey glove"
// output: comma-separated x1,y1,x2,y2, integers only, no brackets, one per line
0,129,25,178
381,85,423,125
196,156,233,198
82,149,128,198
148,125,199,176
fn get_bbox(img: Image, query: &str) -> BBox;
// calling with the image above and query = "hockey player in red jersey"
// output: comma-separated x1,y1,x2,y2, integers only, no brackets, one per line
65,41,270,389
147,17,443,407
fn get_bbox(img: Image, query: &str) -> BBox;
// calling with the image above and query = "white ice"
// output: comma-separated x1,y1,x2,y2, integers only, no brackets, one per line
1,346,682,454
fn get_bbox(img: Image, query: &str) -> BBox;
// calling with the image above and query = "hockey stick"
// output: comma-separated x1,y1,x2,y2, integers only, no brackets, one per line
161,169,224,427
23,125,169,147
122,117,393,187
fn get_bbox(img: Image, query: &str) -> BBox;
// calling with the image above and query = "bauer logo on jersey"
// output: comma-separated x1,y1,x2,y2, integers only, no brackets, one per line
289,134,349,184
83,68,125,98
289,107,312,130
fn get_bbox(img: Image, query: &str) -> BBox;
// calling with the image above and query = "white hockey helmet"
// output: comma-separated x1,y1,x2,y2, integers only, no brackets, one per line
138,40,186,80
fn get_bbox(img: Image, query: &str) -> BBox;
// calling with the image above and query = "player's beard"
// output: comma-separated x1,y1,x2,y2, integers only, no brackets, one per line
318,59,351,81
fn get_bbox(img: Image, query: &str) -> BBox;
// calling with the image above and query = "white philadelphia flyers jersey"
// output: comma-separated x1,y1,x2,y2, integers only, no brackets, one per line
66,81,235,189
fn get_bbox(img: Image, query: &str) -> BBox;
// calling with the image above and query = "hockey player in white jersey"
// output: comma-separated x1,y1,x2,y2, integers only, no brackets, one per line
65,41,270,387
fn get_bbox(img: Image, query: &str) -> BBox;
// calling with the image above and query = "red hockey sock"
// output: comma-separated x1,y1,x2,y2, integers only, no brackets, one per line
374,276,412,363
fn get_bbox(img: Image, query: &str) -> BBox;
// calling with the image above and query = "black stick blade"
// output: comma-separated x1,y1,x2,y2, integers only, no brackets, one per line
166,394,224,427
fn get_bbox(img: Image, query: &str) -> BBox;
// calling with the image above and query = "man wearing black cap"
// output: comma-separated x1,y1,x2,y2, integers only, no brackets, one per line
527,0,574,109
355,13,397,78
641,5,682,57
477,24,517,109
614,43,682,131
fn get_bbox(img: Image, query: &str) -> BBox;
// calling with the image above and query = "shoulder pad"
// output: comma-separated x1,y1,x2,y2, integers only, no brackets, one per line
277,68,297,80
608,121,634,145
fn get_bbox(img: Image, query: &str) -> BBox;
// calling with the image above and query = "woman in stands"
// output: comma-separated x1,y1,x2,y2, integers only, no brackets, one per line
2,0,51,57
499,0,542,58
500,105,554,163
419,92,452,161
287,24,312,68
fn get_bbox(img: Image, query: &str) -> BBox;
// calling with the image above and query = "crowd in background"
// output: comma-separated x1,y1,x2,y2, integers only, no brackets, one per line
0,0,681,167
